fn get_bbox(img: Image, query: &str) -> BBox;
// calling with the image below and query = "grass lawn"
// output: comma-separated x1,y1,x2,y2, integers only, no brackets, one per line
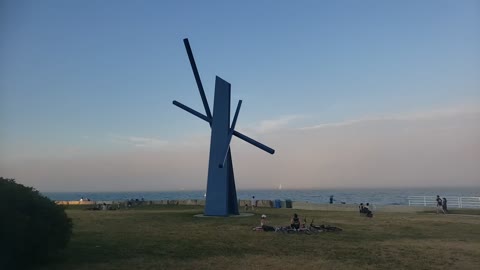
36,205,480,270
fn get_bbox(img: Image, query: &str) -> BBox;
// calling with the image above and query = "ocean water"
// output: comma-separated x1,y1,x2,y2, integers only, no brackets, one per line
43,187,480,206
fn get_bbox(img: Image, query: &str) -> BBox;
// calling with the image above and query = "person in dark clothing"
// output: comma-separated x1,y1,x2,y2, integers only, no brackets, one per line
364,203,373,218
442,197,448,213
329,195,334,204
436,195,445,214
290,213,301,230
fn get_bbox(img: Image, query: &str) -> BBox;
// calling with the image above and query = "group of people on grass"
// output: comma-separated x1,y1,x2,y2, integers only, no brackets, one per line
436,195,448,214
359,203,373,218
127,197,145,207
256,213,306,232
256,213,342,233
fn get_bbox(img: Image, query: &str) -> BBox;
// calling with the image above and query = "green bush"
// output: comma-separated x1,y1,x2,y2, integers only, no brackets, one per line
0,177,72,269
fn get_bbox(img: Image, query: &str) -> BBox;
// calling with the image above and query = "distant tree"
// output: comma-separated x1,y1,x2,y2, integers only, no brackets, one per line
0,177,72,269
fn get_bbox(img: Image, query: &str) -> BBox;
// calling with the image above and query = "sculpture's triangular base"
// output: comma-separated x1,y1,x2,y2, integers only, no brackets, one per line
227,150,239,215
204,150,239,216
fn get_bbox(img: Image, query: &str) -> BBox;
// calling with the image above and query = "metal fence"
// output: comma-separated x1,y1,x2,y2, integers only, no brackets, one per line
408,196,480,208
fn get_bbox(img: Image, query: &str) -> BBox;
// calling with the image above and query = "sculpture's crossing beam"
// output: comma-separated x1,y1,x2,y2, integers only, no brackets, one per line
172,100,210,123
172,100,275,155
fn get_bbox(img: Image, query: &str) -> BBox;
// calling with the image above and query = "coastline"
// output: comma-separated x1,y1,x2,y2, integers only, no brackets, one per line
44,187,480,206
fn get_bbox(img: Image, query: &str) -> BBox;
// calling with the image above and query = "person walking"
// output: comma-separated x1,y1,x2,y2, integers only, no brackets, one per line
442,197,448,213
436,195,445,214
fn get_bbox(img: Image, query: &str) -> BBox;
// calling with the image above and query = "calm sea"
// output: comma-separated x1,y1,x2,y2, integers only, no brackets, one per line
42,187,480,206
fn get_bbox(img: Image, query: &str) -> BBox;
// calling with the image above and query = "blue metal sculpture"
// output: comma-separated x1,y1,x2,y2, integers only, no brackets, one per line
173,39,275,216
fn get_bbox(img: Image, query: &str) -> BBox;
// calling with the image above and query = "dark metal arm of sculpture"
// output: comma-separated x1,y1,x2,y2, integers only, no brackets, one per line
183,38,212,121
172,100,211,123
231,130,275,155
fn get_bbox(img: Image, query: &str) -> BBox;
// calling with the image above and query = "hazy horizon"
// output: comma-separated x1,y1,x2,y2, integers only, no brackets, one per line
39,185,480,194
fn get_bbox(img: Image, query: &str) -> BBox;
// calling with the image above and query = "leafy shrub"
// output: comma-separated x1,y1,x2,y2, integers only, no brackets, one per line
0,177,72,269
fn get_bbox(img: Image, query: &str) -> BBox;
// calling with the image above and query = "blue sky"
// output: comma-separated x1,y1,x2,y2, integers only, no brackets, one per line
1,0,479,191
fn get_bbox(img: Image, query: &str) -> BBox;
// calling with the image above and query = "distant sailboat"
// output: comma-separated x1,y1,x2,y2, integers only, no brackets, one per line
278,184,282,190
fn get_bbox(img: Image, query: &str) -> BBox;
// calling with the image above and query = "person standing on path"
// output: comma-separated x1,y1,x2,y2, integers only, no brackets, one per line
251,196,256,211
436,195,445,214
442,197,448,213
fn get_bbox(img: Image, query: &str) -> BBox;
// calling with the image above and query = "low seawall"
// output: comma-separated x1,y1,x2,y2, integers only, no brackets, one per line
55,199,433,212
56,199,273,207
292,201,432,212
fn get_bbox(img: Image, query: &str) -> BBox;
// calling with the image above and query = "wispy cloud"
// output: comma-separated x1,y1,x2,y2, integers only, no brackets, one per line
243,114,306,134
111,135,168,148
300,104,480,130
127,137,168,147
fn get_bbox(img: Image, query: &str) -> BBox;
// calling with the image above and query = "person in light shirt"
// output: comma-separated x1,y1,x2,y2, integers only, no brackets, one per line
251,196,256,211
260,214,275,231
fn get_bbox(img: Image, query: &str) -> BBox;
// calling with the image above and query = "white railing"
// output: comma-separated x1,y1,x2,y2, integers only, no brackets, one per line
408,196,480,208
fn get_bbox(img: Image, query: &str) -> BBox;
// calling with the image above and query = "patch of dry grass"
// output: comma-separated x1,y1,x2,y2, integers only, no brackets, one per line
35,205,480,270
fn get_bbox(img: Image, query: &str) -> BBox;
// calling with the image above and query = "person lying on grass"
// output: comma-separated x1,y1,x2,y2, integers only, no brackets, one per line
260,214,276,231
252,214,276,231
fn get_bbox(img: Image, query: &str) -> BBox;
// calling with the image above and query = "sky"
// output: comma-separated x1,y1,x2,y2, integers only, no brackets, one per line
0,0,479,191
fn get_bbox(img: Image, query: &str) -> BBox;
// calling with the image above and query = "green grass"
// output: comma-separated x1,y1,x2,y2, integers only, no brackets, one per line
36,206,480,270
450,209,480,215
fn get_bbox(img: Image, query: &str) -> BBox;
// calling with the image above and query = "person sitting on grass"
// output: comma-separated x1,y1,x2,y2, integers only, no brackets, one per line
357,203,373,217
290,213,302,230
364,203,373,218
